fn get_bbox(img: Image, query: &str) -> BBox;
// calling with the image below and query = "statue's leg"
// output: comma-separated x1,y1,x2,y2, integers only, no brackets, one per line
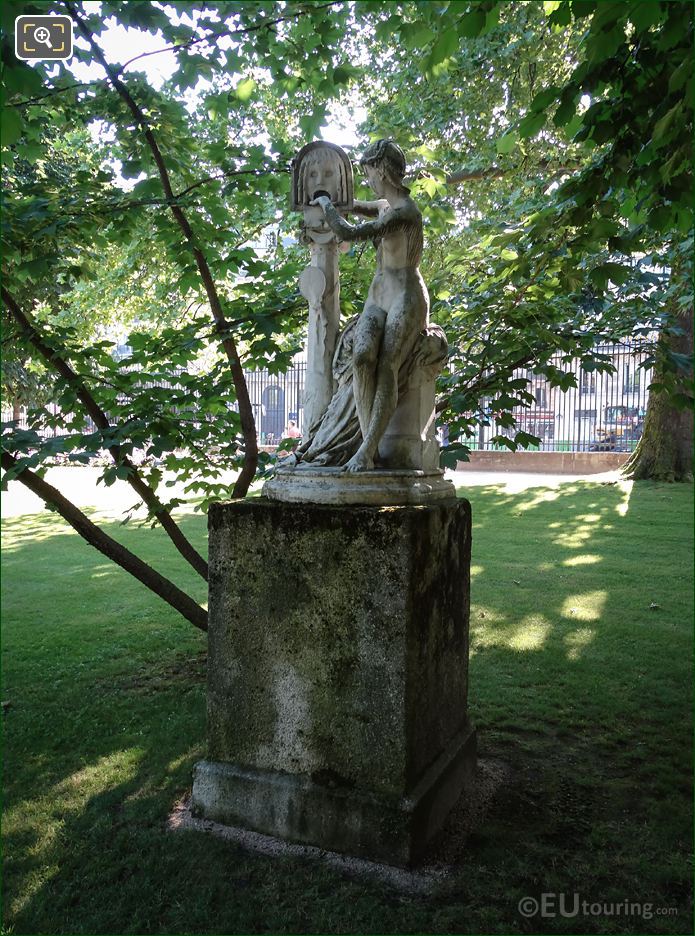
351,303,386,440
344,298,419,473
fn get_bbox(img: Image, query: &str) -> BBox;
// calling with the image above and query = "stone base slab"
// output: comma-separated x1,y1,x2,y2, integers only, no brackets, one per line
192,721,476,868
262,467,456,505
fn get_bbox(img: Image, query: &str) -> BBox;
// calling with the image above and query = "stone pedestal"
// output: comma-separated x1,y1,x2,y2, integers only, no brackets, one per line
192,497,476,867
263,467,456,506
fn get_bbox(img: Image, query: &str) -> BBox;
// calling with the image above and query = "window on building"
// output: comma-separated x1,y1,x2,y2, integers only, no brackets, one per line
624,363,640,393
580,372,596,394
265,385,282,407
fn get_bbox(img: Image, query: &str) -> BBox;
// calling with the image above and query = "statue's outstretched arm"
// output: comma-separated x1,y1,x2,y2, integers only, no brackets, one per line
314,196,409,242
351,199,386,218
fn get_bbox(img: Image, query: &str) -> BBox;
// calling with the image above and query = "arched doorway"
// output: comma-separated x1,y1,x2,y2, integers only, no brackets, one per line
261,385,285,442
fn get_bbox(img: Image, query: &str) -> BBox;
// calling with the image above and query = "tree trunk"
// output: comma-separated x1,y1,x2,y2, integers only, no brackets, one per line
1,452,208,631
624,301,693,483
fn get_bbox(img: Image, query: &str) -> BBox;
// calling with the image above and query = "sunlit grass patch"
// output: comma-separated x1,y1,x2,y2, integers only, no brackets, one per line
561,589,607,621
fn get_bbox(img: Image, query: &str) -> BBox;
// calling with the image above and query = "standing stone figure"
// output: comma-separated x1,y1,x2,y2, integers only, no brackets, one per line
290,142,353,436
310,139,429,472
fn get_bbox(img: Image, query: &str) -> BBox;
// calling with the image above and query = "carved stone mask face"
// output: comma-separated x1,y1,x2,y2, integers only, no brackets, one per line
304,155,339,202
291,141,353,211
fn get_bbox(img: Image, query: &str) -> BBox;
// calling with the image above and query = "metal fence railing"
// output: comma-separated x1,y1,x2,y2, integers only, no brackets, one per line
245,362,307,446
471,341,651,453
2,343,651,454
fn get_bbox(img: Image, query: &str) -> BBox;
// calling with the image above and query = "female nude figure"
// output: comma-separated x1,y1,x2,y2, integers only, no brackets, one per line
311,139,429,473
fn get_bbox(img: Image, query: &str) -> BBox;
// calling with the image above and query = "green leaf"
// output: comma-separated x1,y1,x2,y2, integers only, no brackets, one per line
652,103,682,145
571,1,597,18
563,112,583,139
440,443,469,469
332,64,357,84
554,92,578,127
427,30,459,69
591,262,631,287
668,59,691,94
457,11,486,38
375,15,401,42
299,112,324,139
403,23,435,50
530,86,560,113
234,78,256,102
548,2,572,27
586,26,625,64
3,63,44,97
1,108,22,147
518,111,546,138
496,132,517,155
628,1,663,34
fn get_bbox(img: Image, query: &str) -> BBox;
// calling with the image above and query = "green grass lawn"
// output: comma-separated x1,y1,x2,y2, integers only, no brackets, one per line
2,479,692,934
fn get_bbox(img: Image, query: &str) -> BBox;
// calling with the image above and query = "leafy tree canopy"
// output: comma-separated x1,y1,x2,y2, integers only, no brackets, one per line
1,0,692,626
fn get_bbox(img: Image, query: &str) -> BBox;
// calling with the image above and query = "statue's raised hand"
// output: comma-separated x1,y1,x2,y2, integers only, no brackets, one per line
309,194,332,210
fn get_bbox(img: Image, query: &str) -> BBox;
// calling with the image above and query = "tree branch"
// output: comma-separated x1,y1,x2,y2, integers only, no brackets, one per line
10,80,101,108
1,452,207,631
114,2,342,74
175,168,278,200
65,1,258,498
2,286,209,582
443,158,581,186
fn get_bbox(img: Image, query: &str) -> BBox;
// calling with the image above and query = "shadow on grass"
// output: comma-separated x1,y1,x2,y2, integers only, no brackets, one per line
1,480,692,934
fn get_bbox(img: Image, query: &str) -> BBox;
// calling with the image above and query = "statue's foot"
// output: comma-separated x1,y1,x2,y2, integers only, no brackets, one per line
342,452,374,473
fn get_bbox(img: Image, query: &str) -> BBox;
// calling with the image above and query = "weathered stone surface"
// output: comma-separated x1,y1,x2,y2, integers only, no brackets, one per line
263,467,456,505
192,497,476,866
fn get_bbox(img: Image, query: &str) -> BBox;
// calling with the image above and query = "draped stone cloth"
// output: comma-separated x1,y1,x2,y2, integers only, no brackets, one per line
293,317,448,468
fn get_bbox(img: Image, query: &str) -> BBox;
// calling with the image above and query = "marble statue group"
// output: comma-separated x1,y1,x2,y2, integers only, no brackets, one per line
271,138,450,490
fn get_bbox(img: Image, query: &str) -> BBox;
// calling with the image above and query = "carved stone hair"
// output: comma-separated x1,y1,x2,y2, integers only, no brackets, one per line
359,139,409,193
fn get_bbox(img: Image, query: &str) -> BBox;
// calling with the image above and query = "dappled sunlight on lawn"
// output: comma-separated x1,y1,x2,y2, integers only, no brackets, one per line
552,523,603,549
506,617,551,652
165,747,202,776
471,614,551,653
513,487,563,512
615,478,634,516
1,477,692,934
564,626,596,661
562,553,601,566
51,748,145,796
561,590,607,622
7,860,60,919
5,747,145,916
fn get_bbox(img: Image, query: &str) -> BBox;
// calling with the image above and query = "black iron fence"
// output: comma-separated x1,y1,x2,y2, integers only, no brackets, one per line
3,343,651,454
245,362,307,446
471,340,651,453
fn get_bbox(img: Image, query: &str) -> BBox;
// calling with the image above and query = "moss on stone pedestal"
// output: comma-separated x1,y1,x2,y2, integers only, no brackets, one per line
195,497,476,865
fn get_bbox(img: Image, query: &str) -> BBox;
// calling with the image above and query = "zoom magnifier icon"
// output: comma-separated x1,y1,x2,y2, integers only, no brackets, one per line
15,15,73,60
